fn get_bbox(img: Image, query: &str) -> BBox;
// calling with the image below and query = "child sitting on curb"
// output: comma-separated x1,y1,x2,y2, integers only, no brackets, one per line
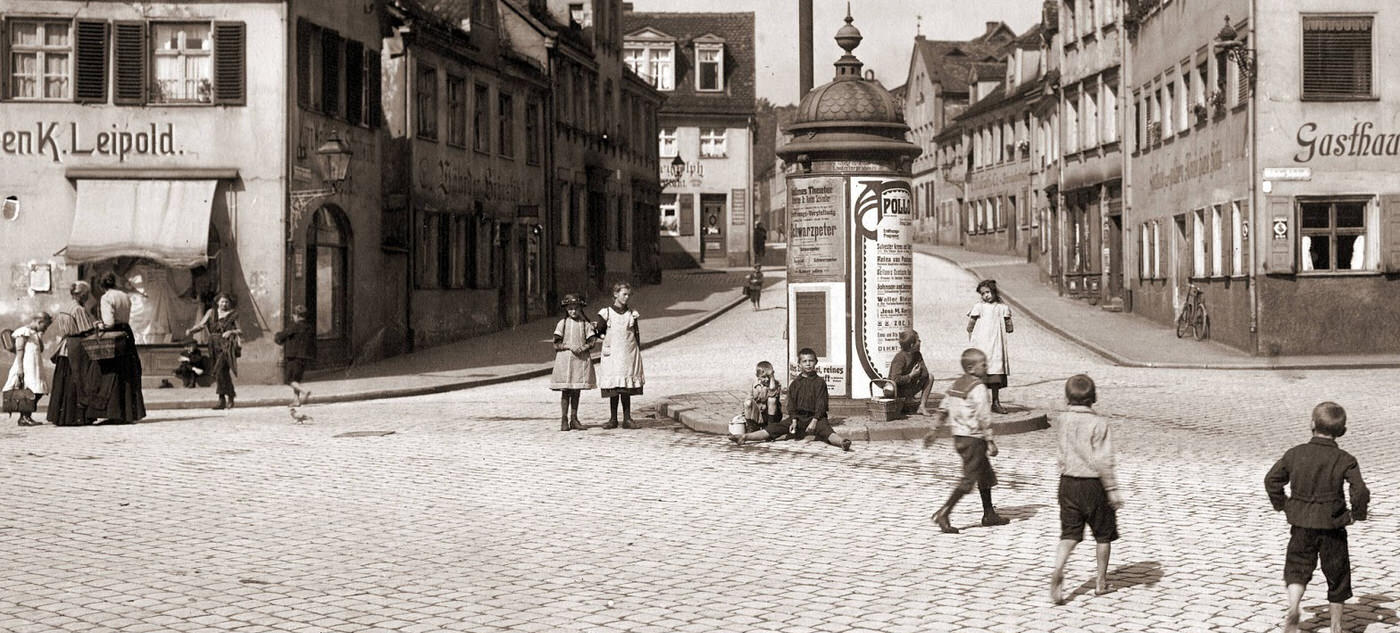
728,348,851,452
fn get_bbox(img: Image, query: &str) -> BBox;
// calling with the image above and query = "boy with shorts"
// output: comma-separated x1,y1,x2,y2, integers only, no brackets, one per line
729,348,852,452
1049,374,1122,605
1265,402,1369,633
931,348,1009,534
274,305,316,406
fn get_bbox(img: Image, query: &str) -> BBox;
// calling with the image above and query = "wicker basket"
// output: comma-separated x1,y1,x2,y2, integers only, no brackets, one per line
81,331,132,361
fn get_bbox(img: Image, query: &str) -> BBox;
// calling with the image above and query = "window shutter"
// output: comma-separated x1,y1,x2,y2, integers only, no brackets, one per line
321,29,341,117
1239,200,1251,276
213,22,246,105
74,21,109,103
113,21,147,105
343,39,364,125
0,16,8,99
679,193,694,236
367,49,382,128
296,19,311,109
1382,195,1400,273
1264,196,1295,275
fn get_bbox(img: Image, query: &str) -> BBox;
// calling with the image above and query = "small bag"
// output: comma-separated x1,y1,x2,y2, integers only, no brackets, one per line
3,379,36,414
81,331,133,360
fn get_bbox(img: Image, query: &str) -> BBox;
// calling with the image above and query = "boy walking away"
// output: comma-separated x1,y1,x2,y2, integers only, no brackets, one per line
931,348,1009,534
744,265,764,311
274,305,316,406
1049,374,1122,605
728,348,852,452
1265,402,1369,633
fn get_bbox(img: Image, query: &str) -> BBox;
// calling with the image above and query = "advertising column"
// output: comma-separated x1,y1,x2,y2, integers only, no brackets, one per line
850,176,913,399
785,176,848,395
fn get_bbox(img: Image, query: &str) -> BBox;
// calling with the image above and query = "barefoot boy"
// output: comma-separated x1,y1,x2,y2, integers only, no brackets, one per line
1049,374,1121,605
931,348,1009,534
1265,402,1370,633
728,348,852,452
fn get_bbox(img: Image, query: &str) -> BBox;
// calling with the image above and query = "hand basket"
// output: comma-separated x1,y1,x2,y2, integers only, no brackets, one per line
81,331,133,361
867,380,903,422
3,380,36,414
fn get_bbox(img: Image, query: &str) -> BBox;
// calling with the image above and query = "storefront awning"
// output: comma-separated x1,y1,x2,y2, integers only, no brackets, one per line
65,179,218,268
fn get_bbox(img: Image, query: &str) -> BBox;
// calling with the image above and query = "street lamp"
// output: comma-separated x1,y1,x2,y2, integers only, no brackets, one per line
1215,15,1256,88
669,154,686,178
291,130,354,230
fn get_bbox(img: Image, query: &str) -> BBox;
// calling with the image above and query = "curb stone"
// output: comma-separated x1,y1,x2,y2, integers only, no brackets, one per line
660,397,1049,441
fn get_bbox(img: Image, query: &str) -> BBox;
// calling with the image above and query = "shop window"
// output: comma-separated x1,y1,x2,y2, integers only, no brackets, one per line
446,74,467,147
623,43,674,91
525,99,541,165
1303,17,1372,100
700,128,726,158
696,44,724,92
1300,198,1373,272
474,83,491,153
498,92,514,158
7,19,71,100
415,63,437,140
447,214,468,289
659,193,680,236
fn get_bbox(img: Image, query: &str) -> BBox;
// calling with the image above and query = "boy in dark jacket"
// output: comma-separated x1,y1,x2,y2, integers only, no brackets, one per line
173,342,207,388
1264,401,1370,633
728,348,851,452
274,305,317,406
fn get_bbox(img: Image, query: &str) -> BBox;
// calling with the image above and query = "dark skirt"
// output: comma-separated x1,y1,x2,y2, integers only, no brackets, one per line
212,348,237,397
79,324,147,422
983,374,1008,389
601,387,643,397
47,351,91,426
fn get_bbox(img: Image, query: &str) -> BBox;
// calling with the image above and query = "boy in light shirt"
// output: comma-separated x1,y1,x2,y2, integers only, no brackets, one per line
1049,374,1122,605
930,348,1009,534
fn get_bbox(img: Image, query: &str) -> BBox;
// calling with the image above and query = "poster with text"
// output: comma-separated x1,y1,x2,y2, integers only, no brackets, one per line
786,176,846,283
849,177,913,398
786,282,848,396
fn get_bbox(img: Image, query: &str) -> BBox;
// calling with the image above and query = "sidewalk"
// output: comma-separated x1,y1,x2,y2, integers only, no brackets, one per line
126,268,768,410
916,243,1400,369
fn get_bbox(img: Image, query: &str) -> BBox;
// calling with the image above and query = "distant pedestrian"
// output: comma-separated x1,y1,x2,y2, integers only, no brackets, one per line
967,279,1013,414
728,348,851,452
753,222,767,261
742,360,783,432
550,294,597,431
887,329,934,415
1049,374,1122,605
4,311,53,426
744,265,764,311
274,305,316,406
596,282,644,429
1265,402,1370,633
931,348,1009,534
186,293,241,410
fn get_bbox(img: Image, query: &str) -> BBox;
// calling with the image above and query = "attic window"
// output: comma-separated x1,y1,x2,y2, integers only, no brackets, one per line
696,43,724,92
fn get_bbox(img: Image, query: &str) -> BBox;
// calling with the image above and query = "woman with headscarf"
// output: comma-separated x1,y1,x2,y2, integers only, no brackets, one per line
83,272,147,424
186,293,242,410
47,281,101,426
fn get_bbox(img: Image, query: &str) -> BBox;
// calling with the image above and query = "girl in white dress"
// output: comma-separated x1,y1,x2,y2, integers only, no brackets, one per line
550,294,598,431
5,312,53,426
966,279,1014,414
596,282,644,429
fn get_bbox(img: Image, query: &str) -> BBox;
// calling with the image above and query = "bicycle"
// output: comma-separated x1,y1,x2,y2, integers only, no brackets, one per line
1175,284,1208,341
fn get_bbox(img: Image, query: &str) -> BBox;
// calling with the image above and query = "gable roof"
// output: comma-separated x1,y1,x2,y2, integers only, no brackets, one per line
912,36,1006,94
622,11,756,117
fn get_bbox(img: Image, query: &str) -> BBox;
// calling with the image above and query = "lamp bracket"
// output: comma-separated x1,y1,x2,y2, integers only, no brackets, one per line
290,186,338,233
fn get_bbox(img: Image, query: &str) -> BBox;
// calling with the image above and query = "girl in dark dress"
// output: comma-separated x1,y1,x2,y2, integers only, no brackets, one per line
85,272,146,424
186,293,242,410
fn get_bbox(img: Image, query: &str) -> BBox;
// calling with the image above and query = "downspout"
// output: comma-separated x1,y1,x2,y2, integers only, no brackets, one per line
1120,8,1132,310
1246,0,1259,350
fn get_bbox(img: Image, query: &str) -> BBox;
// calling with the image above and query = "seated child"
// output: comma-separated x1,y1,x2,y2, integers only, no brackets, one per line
743,361,783,433
728,348,852,452
173,342,207,388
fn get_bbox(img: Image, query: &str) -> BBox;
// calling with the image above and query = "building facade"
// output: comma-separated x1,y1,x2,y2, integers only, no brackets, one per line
0,0,386,383
623,9,756,269
1126,0,1400,355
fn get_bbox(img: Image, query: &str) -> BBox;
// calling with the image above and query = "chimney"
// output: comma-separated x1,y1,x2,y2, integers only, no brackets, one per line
799,0,813,98
985,21,999,35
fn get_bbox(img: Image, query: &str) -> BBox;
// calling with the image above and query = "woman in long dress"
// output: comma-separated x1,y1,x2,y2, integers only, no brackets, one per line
186,293,242,410
4,312,52,426
84,272,147,424
47,281,101,426
966,279,1014,414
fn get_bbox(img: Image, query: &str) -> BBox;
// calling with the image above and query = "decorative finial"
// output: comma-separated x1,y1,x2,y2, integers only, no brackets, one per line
916,14,923,37
846,1,852,22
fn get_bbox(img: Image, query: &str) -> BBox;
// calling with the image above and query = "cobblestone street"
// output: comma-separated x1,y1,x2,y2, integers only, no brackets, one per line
3,255,1398,633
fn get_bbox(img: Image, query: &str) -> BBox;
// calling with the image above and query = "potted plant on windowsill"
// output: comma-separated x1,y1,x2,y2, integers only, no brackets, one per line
1209,90,1227,118
1193,103,1209,126
1147,122,1162,146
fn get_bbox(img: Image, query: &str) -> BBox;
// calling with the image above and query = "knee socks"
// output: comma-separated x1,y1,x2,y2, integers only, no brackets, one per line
979,485,994,512
609,396,619,421
621,395,632,419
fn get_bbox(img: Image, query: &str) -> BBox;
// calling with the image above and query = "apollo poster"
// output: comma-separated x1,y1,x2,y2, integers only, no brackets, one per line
849,177,913,398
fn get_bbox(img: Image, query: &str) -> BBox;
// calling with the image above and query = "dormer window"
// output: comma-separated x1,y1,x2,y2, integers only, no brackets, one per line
696,44,724,91
624,36,675,91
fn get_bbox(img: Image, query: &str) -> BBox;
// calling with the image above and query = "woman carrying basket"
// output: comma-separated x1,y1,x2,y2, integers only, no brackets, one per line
83,272,147,424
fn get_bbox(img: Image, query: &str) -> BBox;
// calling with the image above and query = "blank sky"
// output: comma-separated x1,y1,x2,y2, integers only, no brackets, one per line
626,0,1044,105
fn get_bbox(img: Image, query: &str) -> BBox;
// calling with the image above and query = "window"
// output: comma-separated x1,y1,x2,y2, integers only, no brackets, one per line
1084,88,1099,148
1103,81,1117,144
446,75,467,147
1162,81,1175,137
1152,221,1162,278
415,64,437,140
624,43,674,91
473,83,490,152
1211,205,1224,276
1300,198,1372,272
697,44,723,91
525,99,541,165
700,128,726,158
7,20,71,100
448,214,468,289
1064,94,1079,154
1231,201,1245,277
659,194,680,236
149,23,212,104
659,127,677,157
1131,93,1141,151
1176,69,1189,132
1192,208,1206,277
415,211,441,289
1140,224,1152,278
1303,17,1372,100
498,92,514,157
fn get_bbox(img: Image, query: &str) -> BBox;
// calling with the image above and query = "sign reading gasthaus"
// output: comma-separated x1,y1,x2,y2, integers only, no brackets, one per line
0,122,180,163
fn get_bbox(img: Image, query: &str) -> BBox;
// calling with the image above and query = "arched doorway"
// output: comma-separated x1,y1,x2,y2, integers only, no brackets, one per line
307,205,351,367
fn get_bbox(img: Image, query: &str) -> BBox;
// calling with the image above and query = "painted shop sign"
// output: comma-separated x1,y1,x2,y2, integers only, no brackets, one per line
417,157,531,203
0,122,180,163
1148,139,1232,191
1262,167,1311,181
1294,122,1400,163
786,176,845,283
